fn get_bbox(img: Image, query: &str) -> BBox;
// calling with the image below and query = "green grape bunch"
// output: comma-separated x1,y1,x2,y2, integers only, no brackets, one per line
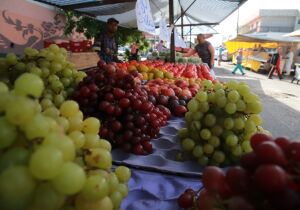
0,44,87,108
177,80,268,167
0,47,130,210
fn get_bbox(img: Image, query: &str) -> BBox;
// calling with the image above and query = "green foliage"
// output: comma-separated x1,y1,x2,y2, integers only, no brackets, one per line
64,11,104,39
124,49,130,60
63,10,150,51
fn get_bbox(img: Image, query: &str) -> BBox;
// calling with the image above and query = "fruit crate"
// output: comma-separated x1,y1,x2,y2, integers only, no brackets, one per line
81,40,93,52
67,52,99,70
57,42,71,51
70,41,84,52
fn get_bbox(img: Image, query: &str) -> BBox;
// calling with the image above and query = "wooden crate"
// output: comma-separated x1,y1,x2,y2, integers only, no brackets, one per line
67,52,99,70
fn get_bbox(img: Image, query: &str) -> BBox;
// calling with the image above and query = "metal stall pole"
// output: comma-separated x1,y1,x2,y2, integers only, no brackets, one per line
169,0,175,62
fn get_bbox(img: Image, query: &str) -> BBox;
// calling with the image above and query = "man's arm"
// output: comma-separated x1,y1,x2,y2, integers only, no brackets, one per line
183,49,197,57
208,44,215,68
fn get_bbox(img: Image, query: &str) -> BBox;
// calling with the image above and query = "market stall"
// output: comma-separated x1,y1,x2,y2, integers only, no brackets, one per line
227,33,300,72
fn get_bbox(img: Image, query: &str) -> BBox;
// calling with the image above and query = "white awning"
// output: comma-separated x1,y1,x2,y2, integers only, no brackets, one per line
284,29,300,37
231,32,300,43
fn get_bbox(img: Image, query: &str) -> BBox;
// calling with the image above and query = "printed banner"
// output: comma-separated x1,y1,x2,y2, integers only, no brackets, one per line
159,16,170,42
136,0,156,34
174,30,187,48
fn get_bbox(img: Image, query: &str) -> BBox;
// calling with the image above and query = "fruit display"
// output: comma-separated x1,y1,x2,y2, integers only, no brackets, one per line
0,44,87,108
177,133,300,210
177,80,264,166
117,60,214,80
72,64,171,155
149,51,201,64
144,78,198,117
2,44,284,210
0,74,130,210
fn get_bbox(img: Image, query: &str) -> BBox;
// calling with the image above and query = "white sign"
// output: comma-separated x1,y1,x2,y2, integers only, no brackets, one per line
159,16,170,42
136,0,156,35
174,30,187,48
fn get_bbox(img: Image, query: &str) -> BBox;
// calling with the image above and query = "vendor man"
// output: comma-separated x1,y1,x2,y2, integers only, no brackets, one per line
93,18,120,63
183,34,215,69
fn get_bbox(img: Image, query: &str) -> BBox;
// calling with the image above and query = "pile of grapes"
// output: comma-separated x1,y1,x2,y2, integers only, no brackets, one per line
177,133,300,210
177,80,265,166
0,49,130,210
0,44,86,108
73,64,171,155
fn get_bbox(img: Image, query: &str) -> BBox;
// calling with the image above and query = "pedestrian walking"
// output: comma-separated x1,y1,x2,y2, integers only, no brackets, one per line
283,46,294,76
232,49,245,75
218,45,224,66
268,47,283,80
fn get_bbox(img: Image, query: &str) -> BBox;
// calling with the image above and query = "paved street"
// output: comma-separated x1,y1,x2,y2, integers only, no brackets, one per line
214,62,300,139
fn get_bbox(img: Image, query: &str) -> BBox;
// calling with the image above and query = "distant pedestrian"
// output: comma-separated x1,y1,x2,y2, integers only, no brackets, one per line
156,40,166,54
268,47,283,80
129,41,139,61
232,49,245,75
283,46,294,75
218,45,224,66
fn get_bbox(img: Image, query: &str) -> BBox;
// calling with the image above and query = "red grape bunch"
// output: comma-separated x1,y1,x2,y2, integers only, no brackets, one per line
73,63,171,155
177,133,300,210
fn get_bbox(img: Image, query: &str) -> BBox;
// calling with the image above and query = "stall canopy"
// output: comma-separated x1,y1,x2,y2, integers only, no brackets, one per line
33,0,247,32
230,32,300,43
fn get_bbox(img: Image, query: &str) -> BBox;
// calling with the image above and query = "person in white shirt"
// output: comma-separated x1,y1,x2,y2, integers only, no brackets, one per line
283,46,294,75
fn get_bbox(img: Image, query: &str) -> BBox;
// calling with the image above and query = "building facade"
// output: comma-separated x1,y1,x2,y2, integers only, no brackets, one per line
238,9,300,34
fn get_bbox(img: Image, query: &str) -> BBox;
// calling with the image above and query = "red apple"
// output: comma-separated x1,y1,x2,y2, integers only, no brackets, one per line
104,64,116,74
180,89,192,98
97,60,106,68
175,80,188,88
189,84,200,90
161,88,175,97
174,105,187,117
173,87,182,96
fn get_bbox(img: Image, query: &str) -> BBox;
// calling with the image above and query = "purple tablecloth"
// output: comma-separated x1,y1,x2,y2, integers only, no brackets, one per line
121,168,203,210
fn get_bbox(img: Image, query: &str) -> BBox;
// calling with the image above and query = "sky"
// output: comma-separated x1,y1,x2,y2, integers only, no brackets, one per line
208,0,300,46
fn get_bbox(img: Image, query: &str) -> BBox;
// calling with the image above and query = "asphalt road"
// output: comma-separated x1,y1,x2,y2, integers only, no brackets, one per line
214,62,300,140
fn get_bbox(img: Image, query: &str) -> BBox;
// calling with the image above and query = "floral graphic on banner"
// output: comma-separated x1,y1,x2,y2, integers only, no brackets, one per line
0,10,65,54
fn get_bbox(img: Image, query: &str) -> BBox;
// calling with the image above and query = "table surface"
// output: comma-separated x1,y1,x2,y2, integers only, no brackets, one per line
113,117,204,210
121,168,203,210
